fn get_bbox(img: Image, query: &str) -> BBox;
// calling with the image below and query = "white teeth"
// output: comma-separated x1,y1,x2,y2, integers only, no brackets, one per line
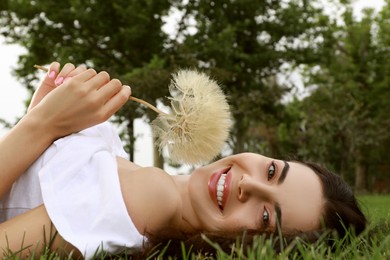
216,174,226,207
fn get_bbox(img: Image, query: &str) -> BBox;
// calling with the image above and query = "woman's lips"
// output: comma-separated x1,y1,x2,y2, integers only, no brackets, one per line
222,171,232,209
208,167,232,211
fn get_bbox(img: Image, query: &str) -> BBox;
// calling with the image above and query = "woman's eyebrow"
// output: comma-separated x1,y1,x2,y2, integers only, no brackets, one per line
275,202,282,229
277,161,290,185
274,161,288,231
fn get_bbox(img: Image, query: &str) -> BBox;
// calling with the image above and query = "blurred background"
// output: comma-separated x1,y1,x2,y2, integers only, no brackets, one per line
0,0,388,193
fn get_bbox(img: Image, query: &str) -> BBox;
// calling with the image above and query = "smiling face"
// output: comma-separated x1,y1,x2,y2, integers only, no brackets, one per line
185,153,324,234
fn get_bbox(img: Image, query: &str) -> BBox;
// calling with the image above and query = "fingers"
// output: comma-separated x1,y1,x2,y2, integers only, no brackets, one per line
54,63,75,85
29,61,61,111
54,63,91,86
68,64,87,76
84,71,111,90
47,62,60,80
70,68,98,83
63,64,88,84
92,78,131,120
101,85,131,119
99,79,122,99
42,61,130,120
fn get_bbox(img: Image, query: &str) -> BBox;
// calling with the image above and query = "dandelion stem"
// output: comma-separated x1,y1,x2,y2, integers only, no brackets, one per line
128,96,165,114
34,65,48,71
34,64,165,115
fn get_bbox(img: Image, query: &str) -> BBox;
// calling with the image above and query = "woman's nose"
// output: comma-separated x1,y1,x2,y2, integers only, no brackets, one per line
237,175,249,202
237,174,273,202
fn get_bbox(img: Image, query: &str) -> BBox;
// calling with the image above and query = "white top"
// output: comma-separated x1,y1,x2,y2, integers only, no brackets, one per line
0,122,145,258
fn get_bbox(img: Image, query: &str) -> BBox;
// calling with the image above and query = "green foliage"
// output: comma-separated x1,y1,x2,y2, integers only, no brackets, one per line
287,4,390,191
179,0,332,154
0,0,177,160
2,0,390,191
0,0,339,164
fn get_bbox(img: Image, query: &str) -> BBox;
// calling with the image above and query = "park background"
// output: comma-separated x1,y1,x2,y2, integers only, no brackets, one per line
0,0,389,194
0,1,389,259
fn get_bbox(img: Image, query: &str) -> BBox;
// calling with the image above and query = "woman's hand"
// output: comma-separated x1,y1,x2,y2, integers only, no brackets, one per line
29,62,131,138
29,62,88,111
0,62,131,198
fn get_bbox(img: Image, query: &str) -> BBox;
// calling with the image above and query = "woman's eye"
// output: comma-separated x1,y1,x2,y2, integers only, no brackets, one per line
263,207,270,225
268,162,276,181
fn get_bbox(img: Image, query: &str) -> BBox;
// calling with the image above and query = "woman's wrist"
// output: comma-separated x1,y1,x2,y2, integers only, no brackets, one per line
22,108,62,143
0,111,58,197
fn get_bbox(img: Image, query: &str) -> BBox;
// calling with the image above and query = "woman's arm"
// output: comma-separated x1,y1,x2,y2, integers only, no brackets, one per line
0,205,80,258
0,62,131,198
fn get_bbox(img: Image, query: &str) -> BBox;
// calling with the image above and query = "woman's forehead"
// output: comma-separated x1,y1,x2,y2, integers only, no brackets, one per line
277,161,324,232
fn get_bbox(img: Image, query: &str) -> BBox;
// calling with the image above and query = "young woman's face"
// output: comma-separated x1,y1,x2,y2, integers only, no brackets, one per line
187,153,324,234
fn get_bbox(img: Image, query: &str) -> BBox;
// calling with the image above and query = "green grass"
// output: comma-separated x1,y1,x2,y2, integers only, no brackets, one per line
2,195,390,259
358,194,390,223
153,194,390,260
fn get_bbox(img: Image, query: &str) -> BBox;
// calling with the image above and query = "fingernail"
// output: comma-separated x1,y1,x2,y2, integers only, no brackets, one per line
55,77,64,85
124,85,131,92
48,71,56,79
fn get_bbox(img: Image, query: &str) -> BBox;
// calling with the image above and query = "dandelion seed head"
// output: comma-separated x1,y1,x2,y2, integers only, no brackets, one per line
151,70,233,164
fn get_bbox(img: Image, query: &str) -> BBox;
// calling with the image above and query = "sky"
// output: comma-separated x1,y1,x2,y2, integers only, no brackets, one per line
0,38,27,123
0,0,385,166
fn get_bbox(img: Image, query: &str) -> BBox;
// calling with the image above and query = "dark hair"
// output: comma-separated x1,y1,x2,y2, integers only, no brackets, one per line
135,161,367,258
304,161,367,237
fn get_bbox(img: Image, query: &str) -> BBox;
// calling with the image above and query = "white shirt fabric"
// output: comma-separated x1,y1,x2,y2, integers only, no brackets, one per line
0,122,145,258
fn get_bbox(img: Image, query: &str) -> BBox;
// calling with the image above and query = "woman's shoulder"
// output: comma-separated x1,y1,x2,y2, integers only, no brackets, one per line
118,166,181,236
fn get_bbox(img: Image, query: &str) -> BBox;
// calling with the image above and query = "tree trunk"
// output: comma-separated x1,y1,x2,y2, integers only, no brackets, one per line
127,119,135,162
153,136,164,169
233,116,246,154
339,159,347,180
338,133,348,180
354,152,368,193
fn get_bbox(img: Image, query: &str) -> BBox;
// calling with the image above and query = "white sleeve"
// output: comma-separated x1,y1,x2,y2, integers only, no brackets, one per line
38,123,144,258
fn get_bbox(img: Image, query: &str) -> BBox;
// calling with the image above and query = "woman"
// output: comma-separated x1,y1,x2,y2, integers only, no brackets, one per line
0,63,366,259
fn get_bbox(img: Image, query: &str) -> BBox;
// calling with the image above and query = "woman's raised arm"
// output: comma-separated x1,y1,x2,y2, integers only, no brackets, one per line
0,62,131,198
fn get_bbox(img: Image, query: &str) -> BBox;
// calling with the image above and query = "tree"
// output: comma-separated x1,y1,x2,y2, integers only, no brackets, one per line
1,0,352,170
294,5,390,192
171,0,335,157
0,0,176,164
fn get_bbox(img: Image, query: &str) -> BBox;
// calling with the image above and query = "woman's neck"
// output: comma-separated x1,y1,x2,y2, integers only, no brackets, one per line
171,174,201,234
117,158,200,237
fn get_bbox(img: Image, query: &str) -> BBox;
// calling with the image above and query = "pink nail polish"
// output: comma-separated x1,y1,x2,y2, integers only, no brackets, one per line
48,71,56,79
55,77,64,85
